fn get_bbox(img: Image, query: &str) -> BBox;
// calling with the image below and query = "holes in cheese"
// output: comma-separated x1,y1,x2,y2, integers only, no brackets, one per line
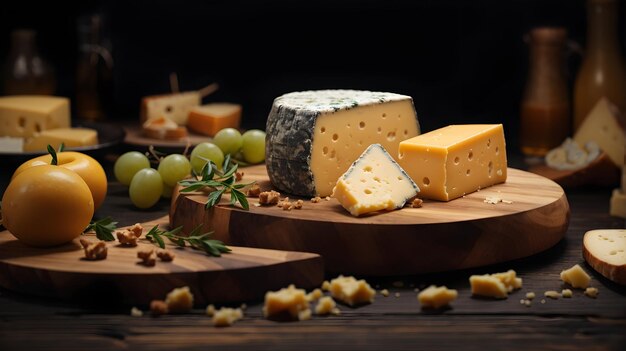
583,229,626,285
0,96,70,138
398,124,507,201
331,143,419,217
266,90,420,197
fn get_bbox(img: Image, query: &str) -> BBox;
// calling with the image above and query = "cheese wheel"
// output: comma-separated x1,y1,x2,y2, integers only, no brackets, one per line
265,90,420,197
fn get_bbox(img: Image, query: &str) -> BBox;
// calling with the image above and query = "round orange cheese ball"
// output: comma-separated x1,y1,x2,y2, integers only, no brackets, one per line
2,165,94,247
12,151,108,210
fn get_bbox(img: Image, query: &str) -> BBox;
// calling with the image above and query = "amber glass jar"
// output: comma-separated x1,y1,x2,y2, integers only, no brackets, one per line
520,27,570,157
573,0,626,130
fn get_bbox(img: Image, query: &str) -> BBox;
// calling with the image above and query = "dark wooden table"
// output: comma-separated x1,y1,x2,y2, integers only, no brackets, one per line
1,152,625,351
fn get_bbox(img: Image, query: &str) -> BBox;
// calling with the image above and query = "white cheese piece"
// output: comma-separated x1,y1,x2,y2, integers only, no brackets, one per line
0,95,70,138
0,137,24,153
140,91,201,125
583,229,626,285
331,143,419,216
559,264,591,289
265,90,420,197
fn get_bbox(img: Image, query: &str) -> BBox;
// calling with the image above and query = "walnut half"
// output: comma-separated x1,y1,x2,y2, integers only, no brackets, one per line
80,239,108,260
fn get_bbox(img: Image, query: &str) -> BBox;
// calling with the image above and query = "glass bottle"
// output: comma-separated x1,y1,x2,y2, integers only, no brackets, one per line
75,14,113,121
3,29,56,95
520,27,570,157
573,0,626,130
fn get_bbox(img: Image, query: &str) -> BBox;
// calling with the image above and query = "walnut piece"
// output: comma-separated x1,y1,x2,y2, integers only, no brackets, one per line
410,198,423,208
247,183,261,197
80,239,108,260
259,190,280,205
294,199,304,209
116,223,144,247
157,249,175,262
150,300,169,316
311,196,322,203
137,249,156,267
235,171,244,182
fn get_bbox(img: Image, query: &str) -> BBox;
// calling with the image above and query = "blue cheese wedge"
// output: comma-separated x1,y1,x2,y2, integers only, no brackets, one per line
331,143,419,216
265,90,420,197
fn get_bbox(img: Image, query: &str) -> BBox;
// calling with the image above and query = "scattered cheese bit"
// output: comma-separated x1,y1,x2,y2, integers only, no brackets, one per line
165,286,194,313
315,296,339,315
321,280,330,291
417,285,458,309
394,292,401,298
541,299,546,304
584,287,599,298
130,307,143,317
469,270,522,298
328,275,376,306
325,196,330,201
524,300,531,307
306,288,323,302
212,307,244,327
150,300,168,316
380,289,390,297
560,264,591,289
298,309,312,321
311,196,322,203
544,290,561,299
561,289,573,298
263,285,310,321
206,304,215,316
526,292,536,300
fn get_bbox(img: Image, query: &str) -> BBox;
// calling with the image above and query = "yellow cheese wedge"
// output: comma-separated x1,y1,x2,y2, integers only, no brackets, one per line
331,143,419,216
0,95,70,138
187,103,242,136
23,128,98,152
574,98,624,167
140,91,201,125
398,124,508,201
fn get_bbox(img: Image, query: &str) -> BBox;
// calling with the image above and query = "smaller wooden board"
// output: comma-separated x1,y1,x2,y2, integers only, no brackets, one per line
529,152,620,188
0,217,323,305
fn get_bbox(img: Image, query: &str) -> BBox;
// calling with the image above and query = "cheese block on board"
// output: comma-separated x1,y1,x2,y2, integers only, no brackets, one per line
265,90,420,197
187,103,242,136
140,91,201,125
23,128,98,152
332,143,419,216
0,96,70,138
583,229,626,285
574,98,624,167
398,124,507,201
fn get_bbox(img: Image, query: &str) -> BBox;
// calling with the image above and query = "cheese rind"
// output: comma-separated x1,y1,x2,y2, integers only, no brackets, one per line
23,128,98,152
574,98,624,166
583,229,626,285
140,91,201,125
0,96,70,138
417,285,458,308
187,103,242,136
265,90,420,197
331,144,419,216
398,124,507,201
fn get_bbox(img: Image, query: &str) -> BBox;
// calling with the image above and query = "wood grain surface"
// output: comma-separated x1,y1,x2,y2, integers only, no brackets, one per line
170,165,570,275
0,216,324,305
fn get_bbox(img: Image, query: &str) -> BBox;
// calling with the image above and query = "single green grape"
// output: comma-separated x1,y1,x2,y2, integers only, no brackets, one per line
212,128,243,156
129,168,163,209
241,129,266,164
158,154,191,187
190,142,224,174
114,151,150,185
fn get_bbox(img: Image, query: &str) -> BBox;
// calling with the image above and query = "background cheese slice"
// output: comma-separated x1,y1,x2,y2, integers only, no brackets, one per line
187,103,242,136
140,91,201,125
265,90,420,197
0,95,70,138
574,98,624,167
583,229,626,285
23,128,98,152
398,124,507,201
332,143,419,216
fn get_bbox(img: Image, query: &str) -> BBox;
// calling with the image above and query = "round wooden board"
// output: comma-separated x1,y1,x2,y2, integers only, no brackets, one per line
0,216,323,305
171,165,570,276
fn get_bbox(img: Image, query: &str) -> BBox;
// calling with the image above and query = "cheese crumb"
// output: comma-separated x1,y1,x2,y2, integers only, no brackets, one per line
418,285,458,309
306,288,323,302
544,290,561,299
394,292,401,298
561,289,573,298
484,196,513,205
263,285,311,321
524,299,531,307
584,287,599,298
150,300,168,316
325,196,331,201
328,275,376,306
470,270,522,298
526,292,535,300
380,289,390,297
130,307,143,317
311,196,322,203
165,286,194,313
206,304,216,316
541,299,546,304
315,296,339,315
321,280,330,291
560,264,591,289
212,307,244,327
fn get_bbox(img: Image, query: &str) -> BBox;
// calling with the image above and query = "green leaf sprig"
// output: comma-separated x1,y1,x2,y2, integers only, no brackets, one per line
178,154,254,210
145,225,231,257
83,217,118,241
47,143,65,165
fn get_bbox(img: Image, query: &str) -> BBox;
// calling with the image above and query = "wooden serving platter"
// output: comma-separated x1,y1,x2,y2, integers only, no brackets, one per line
0,216,323,305
171,165,570,276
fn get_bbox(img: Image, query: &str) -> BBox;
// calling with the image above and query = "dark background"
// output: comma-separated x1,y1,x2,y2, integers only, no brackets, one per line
1,0,624,152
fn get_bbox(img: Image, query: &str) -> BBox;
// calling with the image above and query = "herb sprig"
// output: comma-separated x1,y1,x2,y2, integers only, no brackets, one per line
83,217,118,241
178,154,253,210
47,143,65,165
145,225,231,257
